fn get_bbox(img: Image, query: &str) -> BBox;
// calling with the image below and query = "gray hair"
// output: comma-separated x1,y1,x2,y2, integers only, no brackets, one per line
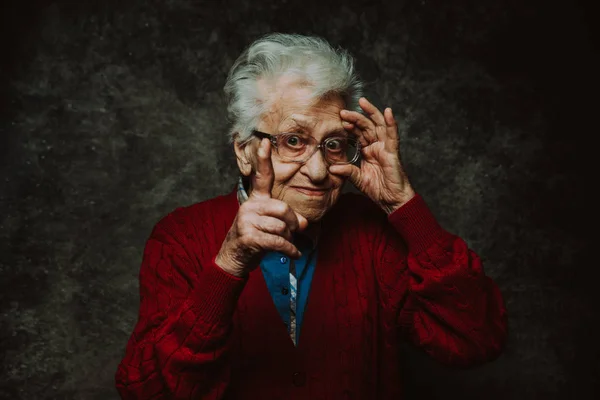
224,33,364,144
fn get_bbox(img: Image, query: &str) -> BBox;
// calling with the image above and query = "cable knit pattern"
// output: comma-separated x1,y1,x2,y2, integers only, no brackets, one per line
115,188,507,399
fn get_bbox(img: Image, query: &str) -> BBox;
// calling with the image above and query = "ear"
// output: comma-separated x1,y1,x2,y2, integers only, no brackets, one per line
233,135,254,177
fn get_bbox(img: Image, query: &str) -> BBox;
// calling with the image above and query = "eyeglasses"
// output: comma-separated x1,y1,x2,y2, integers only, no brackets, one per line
252,130,361,165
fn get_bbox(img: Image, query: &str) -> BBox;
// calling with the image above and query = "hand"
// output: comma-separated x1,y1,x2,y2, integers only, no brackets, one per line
330,97,416,214
215,138,309,277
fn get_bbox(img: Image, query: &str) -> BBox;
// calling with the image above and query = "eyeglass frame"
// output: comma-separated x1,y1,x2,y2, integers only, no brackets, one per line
251,130,361,165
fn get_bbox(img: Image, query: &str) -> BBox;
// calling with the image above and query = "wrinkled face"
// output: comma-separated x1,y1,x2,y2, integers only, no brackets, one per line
238,83,349,223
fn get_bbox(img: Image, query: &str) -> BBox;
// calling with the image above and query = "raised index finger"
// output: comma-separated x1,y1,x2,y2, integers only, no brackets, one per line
250,138,275,199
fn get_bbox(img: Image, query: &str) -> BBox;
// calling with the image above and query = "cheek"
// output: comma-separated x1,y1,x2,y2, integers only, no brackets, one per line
328,176,346,200
328,186,343,203
330,175,346,192
271,164,301,198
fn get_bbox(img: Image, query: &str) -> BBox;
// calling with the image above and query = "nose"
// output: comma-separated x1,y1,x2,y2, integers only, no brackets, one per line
301,148,329,183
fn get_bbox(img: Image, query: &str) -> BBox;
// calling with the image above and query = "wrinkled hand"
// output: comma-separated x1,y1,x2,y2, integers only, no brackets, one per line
330,97,416,214
215,139,309,277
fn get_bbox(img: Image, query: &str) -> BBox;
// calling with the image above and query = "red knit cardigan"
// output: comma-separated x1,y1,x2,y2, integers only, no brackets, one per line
115,188,507,400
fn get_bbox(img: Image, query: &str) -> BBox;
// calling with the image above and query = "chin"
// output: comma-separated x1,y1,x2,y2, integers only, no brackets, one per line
297,203,335,223
305,212,326,224
285,191,341,223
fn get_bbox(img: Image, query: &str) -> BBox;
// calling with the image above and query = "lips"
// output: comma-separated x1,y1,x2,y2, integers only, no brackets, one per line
292,187,329,196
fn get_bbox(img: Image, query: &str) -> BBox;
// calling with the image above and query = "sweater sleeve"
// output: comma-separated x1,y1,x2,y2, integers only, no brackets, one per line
375,193,508,368
115,212,247,399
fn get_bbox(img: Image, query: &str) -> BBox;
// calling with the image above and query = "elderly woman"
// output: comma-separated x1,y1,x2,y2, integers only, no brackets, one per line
115,33,507,399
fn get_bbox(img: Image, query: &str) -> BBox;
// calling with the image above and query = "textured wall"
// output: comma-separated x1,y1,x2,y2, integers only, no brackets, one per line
0,0,596,399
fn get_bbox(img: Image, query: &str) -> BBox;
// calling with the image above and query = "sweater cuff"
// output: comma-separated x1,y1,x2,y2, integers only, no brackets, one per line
387,192,447,254
191,255,247,327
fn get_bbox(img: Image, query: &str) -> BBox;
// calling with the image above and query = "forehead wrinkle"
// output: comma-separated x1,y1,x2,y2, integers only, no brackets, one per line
286,114,346,136
276,114,314,133
290,114,317,128
279,126,349,140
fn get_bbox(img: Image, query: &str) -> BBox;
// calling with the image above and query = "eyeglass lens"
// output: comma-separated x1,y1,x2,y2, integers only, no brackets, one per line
276,133,358,164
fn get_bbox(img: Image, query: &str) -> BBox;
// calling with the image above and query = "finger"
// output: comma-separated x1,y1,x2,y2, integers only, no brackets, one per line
255,231,302,259
254,199,307,233
342,121,369,148
328,163,362,186
359,97,386,126
252,215,293,242
250,138,275,199
295,212,308,232
340,109,376,131
384,107,399,142
340,110,377,144
384,107,395,126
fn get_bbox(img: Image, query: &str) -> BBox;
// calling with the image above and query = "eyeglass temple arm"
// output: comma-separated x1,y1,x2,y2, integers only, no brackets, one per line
252,130,278,145
252,130,271,139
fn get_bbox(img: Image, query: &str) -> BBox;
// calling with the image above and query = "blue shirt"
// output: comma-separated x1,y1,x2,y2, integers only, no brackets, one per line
260,235,318,344
237,176,318,344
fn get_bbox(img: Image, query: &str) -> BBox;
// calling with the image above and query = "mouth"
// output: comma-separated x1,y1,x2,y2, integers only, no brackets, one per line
292,187,329,196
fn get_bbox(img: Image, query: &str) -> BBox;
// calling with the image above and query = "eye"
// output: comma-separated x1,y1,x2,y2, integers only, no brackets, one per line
325,138,346,152
284,135,305,148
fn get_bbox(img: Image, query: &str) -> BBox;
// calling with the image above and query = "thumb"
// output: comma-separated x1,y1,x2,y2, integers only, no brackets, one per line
329,163,361,185
250,138,275,199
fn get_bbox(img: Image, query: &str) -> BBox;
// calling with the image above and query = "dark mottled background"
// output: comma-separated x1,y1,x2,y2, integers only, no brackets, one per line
0,0,597,398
